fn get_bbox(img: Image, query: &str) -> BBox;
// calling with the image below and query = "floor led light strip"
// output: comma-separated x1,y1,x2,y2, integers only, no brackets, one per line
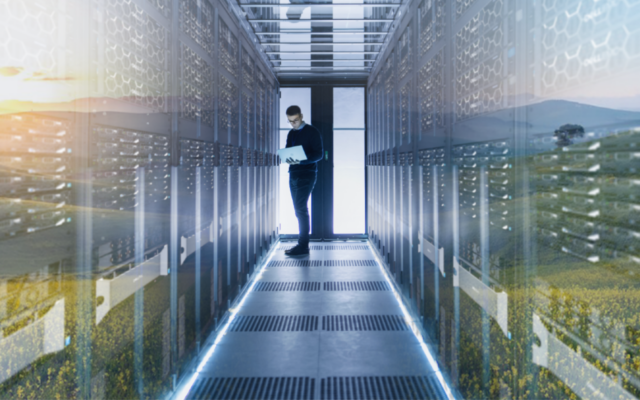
367,241,457,400
172,241,282,400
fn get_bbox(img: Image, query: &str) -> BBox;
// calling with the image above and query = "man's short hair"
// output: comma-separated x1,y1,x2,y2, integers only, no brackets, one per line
286,105,302,116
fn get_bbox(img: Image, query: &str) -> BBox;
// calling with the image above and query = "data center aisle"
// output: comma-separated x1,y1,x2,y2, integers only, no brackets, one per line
183,242,449,400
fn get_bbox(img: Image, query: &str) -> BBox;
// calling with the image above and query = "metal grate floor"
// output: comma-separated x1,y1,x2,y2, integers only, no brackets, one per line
186,377,316,400
323,281,390,291
322,315,408,331
268,260,323,268
267,260,377,268
279,245,325,250
324,260,377,267
189,241,448,400
324,245,369,250
277,245,369,251
229,316,319,332
320,376,447,400
255,282,321,291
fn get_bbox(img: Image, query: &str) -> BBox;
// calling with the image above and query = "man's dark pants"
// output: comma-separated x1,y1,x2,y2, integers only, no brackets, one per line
289,170,317,248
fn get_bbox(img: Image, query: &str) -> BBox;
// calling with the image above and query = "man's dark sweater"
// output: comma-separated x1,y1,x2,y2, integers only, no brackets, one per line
285,123,324,173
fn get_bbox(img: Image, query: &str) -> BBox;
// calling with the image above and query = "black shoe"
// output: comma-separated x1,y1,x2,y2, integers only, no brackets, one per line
285,245,309,256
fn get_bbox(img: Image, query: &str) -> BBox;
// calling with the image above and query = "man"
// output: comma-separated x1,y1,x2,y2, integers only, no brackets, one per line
284,105,323,256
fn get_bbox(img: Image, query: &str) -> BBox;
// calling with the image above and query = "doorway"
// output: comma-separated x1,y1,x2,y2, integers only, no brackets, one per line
278,86,366,240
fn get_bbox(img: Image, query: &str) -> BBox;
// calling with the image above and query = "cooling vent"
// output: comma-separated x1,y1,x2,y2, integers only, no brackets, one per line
186,376,316,400
279,245,324,250
324,245,369,250
323,281,390,291
320,376,447,400
324,260,377,267
268,260,323,267
254,282,321,291
322,315,408,331
229,315,319,332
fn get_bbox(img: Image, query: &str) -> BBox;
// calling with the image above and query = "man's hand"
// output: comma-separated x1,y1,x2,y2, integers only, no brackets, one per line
286,157,301,165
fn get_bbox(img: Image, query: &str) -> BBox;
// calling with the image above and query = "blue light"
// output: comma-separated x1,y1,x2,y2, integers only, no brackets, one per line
368,242,457,400
172,242,281,400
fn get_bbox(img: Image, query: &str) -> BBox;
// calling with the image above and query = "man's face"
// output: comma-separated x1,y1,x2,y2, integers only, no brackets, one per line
287,113,303,130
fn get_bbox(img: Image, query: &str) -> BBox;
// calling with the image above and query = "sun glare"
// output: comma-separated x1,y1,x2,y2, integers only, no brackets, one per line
0,68,78,105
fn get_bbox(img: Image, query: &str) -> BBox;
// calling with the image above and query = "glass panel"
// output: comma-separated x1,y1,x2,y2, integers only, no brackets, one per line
334,87,365,234
279,88,312,126
334,87,365,128
333,129,365,234
279,88,312,234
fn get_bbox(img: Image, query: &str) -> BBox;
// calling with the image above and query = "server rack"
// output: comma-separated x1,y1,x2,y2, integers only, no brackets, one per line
0,0,279,398
367,0,640,398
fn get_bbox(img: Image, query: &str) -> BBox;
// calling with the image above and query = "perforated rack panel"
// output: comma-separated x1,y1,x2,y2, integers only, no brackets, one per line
418,49,444,137
367,0,640,397
181,44,215,126
99,0,171,112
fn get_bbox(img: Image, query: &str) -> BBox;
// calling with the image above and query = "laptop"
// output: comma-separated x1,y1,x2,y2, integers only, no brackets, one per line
277,145,307,163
